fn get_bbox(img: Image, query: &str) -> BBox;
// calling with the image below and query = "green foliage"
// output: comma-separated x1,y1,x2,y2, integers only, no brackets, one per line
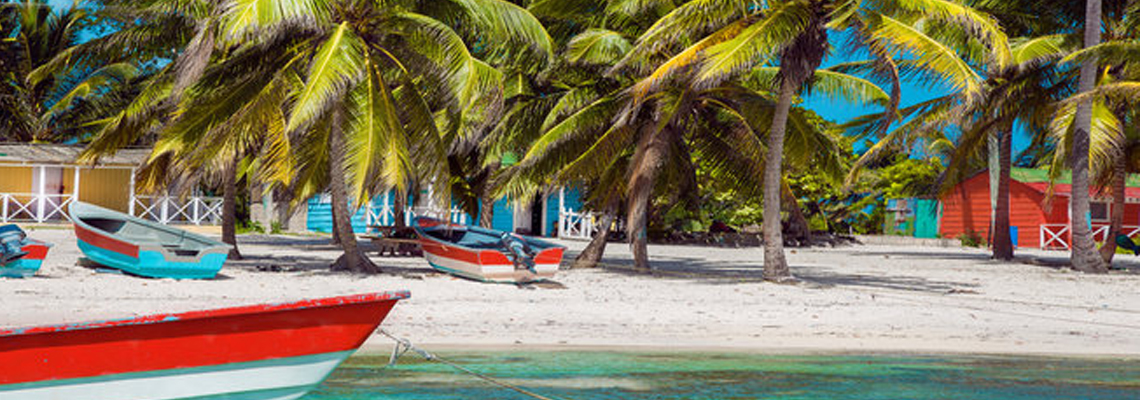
959,229,987,248
872,156,945,200
237,220,265,235
270,221,287,235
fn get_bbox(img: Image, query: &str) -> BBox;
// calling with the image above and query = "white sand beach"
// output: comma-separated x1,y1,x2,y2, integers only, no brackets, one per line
2,227,1139,357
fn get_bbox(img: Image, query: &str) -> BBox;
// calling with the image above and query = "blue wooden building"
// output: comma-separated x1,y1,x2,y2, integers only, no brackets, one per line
304,187,585,238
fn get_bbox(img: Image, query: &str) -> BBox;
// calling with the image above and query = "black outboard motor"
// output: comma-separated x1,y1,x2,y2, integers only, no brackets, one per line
0,224,28,264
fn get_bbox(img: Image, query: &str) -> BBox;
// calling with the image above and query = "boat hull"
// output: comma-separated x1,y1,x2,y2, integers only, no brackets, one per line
0,292,409,400
0,243,49,278
75,224,226,279
414,217,565,283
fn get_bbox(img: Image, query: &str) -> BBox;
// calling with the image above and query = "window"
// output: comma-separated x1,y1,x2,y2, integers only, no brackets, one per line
1090,202,1110,222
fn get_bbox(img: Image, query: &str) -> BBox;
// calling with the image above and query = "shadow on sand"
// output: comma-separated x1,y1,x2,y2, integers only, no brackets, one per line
566,248,979,294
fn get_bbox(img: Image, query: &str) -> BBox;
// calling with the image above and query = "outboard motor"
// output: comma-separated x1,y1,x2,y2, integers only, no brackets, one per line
499,232,537,273
0,224,28,264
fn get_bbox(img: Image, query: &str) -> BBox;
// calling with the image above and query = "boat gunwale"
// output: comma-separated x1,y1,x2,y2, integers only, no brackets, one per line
0,291,410,338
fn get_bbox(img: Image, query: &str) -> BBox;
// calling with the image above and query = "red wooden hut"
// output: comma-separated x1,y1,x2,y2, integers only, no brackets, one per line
939,168,1140,249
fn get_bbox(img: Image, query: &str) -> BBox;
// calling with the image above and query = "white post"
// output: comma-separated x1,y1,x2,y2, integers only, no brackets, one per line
160,195,169,224
36,166,46,222
2,194,7,223
558,187,566,237
128,167,136,216
382,190,391,225
72,166,80,202
192,196,200,225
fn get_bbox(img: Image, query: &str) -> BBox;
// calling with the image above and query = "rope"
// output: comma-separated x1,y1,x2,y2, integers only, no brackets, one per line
378,330,566,400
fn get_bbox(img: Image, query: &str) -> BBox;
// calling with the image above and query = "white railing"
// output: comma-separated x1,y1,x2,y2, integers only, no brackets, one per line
133,195,223,225
342,196,466,228
0,193,74,223
1040,223,1140,250
559,209,597,240
1040,224,1070,249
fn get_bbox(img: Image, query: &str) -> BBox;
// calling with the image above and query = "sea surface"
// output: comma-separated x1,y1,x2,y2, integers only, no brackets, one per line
301,351,1140,399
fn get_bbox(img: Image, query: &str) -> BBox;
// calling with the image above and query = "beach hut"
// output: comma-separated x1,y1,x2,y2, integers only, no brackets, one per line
0,144,224,225
303,186,589,238
0,144,146,223
939,168,1140,249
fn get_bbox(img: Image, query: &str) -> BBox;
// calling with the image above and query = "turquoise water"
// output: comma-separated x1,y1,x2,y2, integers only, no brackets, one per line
302,351,1140,399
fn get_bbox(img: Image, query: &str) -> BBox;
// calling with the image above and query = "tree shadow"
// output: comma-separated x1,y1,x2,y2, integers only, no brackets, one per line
571,249,979,294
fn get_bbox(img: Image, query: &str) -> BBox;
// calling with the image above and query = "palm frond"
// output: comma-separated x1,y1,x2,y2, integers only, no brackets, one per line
694,1,812,88
565,29,632,66
286,22,364,133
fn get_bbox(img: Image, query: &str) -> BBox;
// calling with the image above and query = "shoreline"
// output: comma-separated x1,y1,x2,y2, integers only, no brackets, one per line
4,228,1140,360
356,340,1140,360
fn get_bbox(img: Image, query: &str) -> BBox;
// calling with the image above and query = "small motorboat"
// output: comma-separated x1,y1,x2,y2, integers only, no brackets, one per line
69,201,230,279
0,291,409,400
0,225,50,278
412,216,565,283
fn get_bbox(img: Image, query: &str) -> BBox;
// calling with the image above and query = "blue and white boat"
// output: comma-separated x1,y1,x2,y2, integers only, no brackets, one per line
69,201,230,279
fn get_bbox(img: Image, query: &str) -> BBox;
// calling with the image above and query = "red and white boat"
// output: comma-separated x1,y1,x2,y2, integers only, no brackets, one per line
413,217,565,283
0,292,408,400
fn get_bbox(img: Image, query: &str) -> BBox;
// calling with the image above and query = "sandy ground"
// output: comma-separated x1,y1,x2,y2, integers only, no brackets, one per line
3,227,1140,358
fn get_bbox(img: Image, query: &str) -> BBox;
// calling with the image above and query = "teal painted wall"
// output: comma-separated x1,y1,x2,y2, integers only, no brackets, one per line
307,187,584,235
914,199,940,239
544,187,582,236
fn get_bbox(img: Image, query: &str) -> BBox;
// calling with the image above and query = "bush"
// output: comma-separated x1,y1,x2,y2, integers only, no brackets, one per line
959,230,986,248
237,220,265,234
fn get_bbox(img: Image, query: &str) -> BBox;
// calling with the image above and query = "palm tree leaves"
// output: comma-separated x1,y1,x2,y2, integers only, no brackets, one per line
869,14,981,96
431,0,554,70
746,67,890,106
221,0,332,40
694,1,813,87
565,29,631,66
616,0,753,74
344,56,410,202
287,22,365,133
1011,34,1067,65
878,0,1010,66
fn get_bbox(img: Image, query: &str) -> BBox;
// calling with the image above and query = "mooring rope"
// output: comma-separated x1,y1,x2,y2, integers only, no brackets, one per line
378,329,567,400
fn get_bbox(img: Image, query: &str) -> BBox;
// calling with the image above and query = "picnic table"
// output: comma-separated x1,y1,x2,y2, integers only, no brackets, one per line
363,226,421,257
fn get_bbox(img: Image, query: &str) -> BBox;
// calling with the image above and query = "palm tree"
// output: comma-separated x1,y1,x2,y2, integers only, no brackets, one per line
187,0,552,273
1069,0,1109,273
0,1,136,142
848,35,1070,261
614,0,1006,280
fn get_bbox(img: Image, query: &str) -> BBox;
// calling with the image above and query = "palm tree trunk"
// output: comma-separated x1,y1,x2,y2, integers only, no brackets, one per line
992,128,1013,260
627,125,670,272
762,79,797,282
222,151,242,260
573,211,614,269
479,188,495,228
1071,0,1109,273
328,108,381,274
1100,148,1127,263
781,182,811,246
394,190,408,228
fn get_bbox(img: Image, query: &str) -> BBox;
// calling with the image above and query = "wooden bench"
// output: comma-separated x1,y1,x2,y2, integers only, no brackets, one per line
363,226,421,257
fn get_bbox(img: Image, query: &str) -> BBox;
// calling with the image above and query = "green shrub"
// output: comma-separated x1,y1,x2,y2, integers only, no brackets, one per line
959,230,986,248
